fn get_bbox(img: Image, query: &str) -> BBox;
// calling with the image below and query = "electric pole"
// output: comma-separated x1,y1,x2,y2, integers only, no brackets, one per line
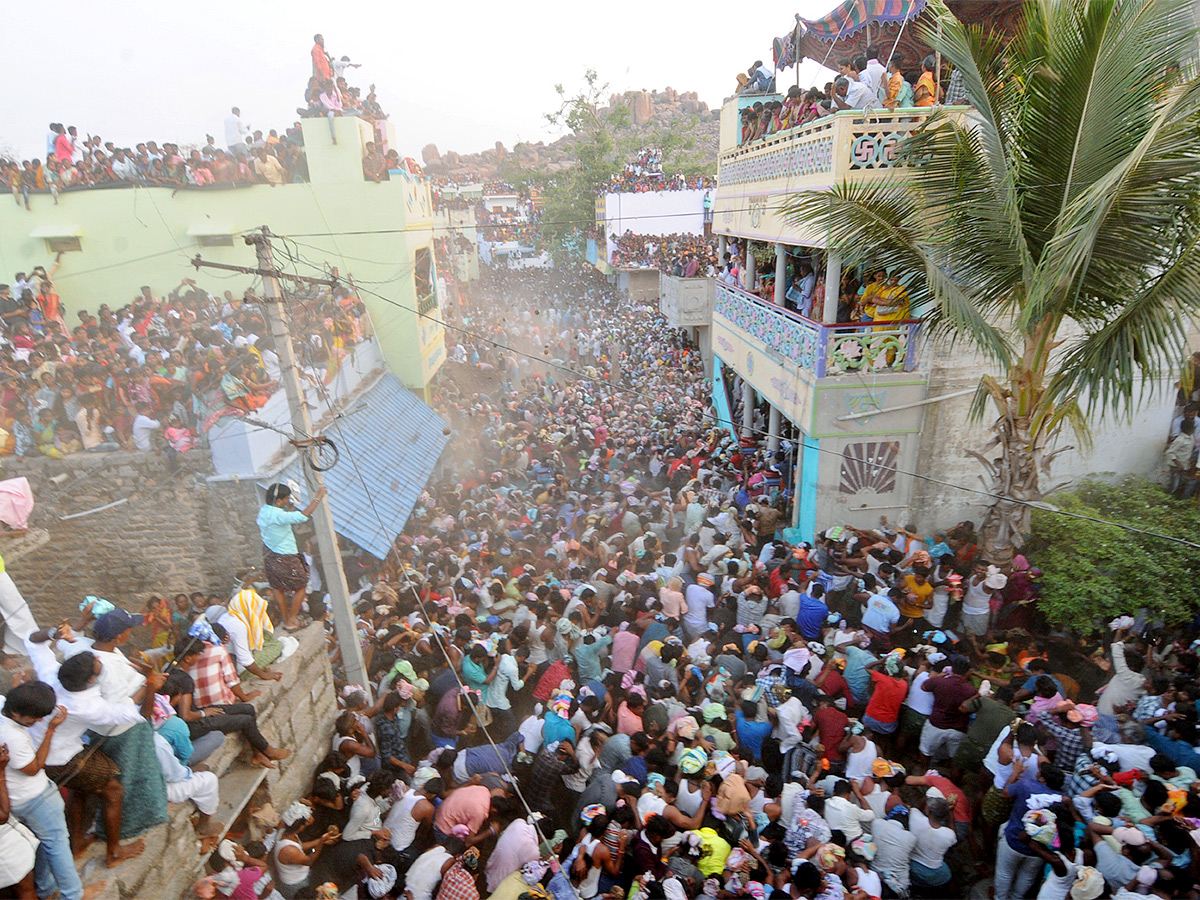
194,227,368,688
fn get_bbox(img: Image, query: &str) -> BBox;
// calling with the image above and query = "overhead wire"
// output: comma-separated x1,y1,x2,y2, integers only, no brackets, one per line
273,284,581,881
275,240,1200,552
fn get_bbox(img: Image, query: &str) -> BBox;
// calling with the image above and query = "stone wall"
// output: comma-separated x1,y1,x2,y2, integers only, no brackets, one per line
89,624,337,900
0,449,264,628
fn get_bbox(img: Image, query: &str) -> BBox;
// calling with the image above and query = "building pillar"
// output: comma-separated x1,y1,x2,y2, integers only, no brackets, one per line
768,404,782,452
718,234,727,261
742,382,755,439
744,245,757,291
774,243,788,306
823,250,842,324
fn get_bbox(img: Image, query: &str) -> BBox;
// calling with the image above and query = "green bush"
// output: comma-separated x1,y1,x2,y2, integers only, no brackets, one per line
1025,476,1200,631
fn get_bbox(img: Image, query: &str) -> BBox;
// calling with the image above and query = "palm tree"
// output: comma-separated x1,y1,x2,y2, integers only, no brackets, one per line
785,0,1200,563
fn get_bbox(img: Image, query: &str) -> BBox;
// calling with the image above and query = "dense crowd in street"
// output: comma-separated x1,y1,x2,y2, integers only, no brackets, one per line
0,257,1195,900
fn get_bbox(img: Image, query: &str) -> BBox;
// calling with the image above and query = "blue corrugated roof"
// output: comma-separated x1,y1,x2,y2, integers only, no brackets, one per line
276,374,448,559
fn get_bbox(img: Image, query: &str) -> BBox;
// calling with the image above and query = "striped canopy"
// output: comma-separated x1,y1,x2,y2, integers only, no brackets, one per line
800,0,927,41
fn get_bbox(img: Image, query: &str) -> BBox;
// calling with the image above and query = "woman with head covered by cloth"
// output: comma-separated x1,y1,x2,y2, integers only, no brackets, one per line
257,482,327,631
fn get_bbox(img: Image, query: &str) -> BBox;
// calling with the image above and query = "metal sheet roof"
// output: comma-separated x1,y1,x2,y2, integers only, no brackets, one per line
277,374,447,560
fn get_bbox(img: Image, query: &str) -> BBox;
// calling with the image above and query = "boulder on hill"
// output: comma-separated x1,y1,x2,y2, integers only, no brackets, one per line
421,143,441,165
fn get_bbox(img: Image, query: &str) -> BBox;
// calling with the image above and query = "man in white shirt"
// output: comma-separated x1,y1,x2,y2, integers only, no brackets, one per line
25,628,155,865
824,779,875,841
486,636,531,735
772,689,810,754
130,404,160,452
683,576,716,639
224,107,251,156
862,47,888,99
833,76,876,111
1,682,89,900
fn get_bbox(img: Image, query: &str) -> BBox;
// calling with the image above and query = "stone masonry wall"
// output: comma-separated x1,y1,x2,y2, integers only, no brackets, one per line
0,450,264,628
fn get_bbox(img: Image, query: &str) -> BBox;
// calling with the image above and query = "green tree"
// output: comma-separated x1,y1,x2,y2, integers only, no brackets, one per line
784,0,1200,563
1026,478,1200,630
539,70,632,255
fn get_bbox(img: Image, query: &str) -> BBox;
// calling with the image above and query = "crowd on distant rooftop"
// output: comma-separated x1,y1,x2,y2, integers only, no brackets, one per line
601,149,714,195
0,34,403,208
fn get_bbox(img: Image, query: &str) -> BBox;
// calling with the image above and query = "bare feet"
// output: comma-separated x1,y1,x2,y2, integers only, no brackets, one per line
107,839,145,867
84,882,108,900
263,747,291,761
197,814,223,837
72,835,97,859
250,752,278,769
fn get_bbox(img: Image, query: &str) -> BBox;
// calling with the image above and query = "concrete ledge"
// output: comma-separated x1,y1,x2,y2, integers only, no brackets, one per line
80,623,335,900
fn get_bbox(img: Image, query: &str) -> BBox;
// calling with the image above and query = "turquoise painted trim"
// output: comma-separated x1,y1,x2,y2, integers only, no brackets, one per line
711,356,739,440
798,436,820,542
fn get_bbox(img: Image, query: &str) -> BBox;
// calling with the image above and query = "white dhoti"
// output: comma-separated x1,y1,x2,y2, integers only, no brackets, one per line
166,770,220,816
0,571,37,657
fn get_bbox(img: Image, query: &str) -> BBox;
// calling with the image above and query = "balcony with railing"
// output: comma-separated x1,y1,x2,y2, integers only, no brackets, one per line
712,281,920,377
712,105,968,246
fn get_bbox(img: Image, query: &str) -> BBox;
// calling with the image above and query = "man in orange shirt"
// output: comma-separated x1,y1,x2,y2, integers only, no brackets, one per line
311,34,332,82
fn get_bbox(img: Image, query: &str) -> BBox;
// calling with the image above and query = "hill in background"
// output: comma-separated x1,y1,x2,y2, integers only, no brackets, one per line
420,87,721,181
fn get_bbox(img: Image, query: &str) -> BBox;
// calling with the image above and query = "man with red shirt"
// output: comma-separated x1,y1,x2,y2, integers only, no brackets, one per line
919,655,978,763
812,693,851,775
311,34,332,81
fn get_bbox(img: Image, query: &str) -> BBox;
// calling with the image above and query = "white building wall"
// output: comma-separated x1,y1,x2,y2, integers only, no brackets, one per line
907,336,1179,534
603,189,709,261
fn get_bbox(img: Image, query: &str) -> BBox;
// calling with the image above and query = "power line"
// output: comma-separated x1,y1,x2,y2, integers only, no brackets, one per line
277,243,1200,552
276,289,583,885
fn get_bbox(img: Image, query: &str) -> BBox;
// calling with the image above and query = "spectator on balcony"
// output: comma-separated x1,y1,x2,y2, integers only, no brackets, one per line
830,76,875,112
862,46,888,99
362,142,387,183
915,55,943,107
253,148,286,186
883,57,915,110
873,273,912,324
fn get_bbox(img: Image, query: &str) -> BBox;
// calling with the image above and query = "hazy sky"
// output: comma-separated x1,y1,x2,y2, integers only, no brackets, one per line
5,0,838,163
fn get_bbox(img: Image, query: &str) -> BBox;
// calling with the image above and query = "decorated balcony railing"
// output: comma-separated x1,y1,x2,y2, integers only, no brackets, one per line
712,282,920,377
712,106,968,246
416,291,438,316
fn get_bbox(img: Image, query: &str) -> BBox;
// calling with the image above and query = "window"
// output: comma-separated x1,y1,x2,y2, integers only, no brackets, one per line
414,247,436,315
46,236,81,253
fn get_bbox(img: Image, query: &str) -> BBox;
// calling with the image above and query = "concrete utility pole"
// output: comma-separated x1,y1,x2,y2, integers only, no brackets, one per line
194,227,367,688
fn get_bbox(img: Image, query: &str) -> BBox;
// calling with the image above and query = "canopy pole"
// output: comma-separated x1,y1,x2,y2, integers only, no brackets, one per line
884,13,911,70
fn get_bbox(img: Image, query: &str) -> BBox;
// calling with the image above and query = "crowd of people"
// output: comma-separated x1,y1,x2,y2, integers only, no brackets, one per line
0,263,368,458
609,233,720,276
713,240,914,326
1,35,393,208
2,263,1196,900
737,47,960,146
600,150,713,195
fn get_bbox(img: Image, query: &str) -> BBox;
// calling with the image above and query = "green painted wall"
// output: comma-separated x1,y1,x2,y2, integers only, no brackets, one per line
0,117,444,389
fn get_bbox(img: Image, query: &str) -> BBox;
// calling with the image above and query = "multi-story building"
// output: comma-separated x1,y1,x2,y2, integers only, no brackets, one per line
697,99,1178,537
0,117,445,395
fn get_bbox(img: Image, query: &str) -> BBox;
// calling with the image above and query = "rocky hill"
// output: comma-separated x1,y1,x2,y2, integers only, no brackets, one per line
420,87,722,181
